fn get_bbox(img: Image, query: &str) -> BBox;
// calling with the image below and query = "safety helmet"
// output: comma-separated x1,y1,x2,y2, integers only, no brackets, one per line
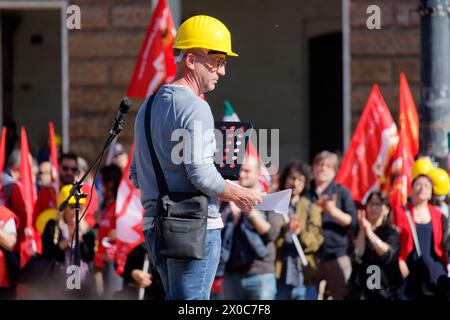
411,157,433,180
428,167,450,196
35,208,57,234
57,184,87,208
173,15,238,57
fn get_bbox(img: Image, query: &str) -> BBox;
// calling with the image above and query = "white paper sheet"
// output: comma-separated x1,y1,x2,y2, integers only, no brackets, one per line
255,189,292,216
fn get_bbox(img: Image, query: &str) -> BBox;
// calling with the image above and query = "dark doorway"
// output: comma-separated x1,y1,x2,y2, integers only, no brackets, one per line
1,9,62,158
308,32,343,161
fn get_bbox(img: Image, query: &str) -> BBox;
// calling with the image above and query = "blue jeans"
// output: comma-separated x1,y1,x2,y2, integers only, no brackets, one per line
144,227,221,300
223,273,277,300
275,281,317,300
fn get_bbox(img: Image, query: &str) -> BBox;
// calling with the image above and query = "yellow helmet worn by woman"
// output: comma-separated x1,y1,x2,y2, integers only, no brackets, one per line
411,157,433,180
35,208,57,234
57,184,87,208
428,167,450,196
173,15,238,56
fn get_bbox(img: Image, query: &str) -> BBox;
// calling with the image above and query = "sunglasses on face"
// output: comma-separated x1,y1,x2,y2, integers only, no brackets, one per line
189,52,227,69
62,166,78,173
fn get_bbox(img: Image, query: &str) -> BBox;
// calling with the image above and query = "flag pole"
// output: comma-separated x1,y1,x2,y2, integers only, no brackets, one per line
138,253,150,300
281,214,308,267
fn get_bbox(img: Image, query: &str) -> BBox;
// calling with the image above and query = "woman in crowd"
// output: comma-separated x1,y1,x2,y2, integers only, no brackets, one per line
41,184,96,298
346,191,402,299
275,160,324,300
395,166,448,299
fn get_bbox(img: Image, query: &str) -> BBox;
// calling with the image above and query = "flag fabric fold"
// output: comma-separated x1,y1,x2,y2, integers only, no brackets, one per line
19,127,41,268
126,0,176,98
399,72,419,158
388,73,419,223
114,145,145,274
336,85,399,205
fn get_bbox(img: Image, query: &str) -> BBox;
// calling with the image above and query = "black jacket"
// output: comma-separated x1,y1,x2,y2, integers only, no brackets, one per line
346,225,403,300
42,219,95,264
305,180,357,262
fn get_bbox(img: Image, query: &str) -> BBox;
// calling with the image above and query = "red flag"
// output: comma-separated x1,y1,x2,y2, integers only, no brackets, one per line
336,85,399,204
114,145,144,274
388,136,413,225
388,73,419,224
49,122,59,194
399,72,419,157
19,127,41,268
126,0,176,98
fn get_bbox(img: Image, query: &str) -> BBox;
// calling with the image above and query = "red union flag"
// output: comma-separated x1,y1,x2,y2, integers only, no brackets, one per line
388,73,419,223
115,145,144,274
399,72,419,158
336,85,399,204
389,136,413,225
126,0,176,98
19,127,41,268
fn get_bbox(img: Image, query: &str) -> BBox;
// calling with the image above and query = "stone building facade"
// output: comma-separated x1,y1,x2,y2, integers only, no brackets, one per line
0,0,422,168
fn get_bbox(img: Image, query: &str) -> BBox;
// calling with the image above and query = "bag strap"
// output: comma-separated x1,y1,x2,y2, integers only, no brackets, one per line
144,93,169,196
404,206,422,258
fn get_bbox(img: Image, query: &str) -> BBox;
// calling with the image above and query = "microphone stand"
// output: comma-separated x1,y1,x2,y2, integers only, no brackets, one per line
58,98,131,267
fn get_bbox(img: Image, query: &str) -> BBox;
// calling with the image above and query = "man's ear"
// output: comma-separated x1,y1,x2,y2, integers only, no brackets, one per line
184,53,196,70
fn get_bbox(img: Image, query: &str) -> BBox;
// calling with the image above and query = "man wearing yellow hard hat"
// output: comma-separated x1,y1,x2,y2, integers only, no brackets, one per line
131,15,262,300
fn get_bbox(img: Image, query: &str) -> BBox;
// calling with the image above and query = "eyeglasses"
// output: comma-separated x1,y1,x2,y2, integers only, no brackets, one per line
61,166,78,173
191,52,227,69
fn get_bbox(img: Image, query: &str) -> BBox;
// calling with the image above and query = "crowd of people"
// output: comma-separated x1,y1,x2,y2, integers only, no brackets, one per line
1,140,449,300
1,12,450,301
0,142,161,299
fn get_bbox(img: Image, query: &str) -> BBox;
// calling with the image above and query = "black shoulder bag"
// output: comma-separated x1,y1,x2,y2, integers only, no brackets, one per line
144,93,208,260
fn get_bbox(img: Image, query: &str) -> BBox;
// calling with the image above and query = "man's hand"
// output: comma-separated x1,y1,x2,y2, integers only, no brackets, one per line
316,194,337,214
233,188,262,212
131,270,152,288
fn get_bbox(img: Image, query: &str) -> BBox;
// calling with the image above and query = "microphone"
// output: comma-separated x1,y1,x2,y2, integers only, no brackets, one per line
110,97,132,135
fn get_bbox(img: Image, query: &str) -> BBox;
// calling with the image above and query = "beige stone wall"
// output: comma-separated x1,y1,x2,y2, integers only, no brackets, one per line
68,0,151,163
350,0,420,130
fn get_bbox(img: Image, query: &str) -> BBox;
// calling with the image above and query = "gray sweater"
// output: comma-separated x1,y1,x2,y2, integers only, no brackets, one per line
130,84,226,231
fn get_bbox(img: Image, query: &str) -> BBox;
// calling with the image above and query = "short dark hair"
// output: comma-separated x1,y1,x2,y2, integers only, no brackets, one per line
58,153,78,165
278,159,311,193
365,191,392,226
100,164,122,197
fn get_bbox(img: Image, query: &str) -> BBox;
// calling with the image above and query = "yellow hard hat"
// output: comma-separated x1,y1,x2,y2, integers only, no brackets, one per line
35,208,57,234
57,184,87,208
173,15,238,57
412,157,433,180
428,167,450,196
